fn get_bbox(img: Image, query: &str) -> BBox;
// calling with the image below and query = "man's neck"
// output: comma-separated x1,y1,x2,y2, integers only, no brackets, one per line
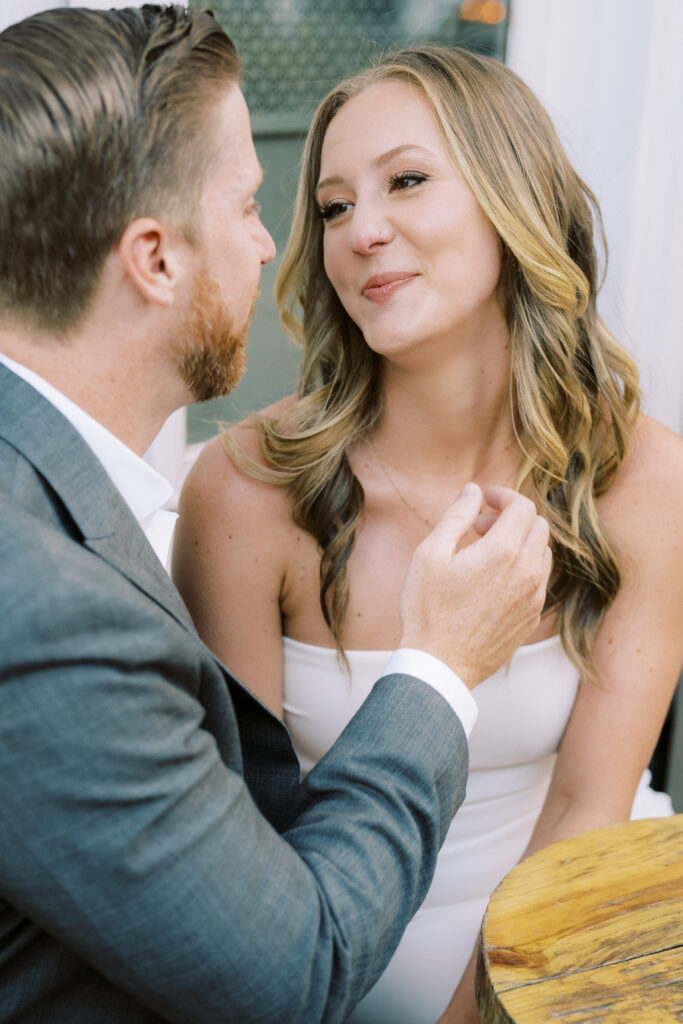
0,323,186,456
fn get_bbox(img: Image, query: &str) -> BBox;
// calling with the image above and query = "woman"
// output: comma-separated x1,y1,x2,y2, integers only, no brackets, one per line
172,47,682,1024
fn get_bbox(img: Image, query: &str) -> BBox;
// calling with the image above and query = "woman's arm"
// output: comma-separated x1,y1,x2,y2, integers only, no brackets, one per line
438,414,683,1024
172,412,294,717
524,416,682,846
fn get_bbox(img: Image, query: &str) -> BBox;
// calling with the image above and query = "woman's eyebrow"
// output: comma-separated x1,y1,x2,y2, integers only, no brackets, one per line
316,144,435,196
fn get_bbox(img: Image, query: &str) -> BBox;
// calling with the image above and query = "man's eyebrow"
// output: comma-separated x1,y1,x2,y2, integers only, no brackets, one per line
316,144,435,195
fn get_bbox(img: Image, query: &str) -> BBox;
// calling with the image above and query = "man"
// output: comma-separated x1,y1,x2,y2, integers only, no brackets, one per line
0,7,550,1022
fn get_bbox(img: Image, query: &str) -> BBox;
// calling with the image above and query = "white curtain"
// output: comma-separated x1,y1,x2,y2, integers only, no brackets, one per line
507,0,683,434
1,1,50,28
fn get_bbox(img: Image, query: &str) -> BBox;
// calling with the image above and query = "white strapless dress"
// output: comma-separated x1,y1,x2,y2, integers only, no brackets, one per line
282,635,673,1024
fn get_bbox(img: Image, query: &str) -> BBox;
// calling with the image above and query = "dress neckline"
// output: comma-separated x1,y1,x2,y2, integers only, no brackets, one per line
282,633,562,659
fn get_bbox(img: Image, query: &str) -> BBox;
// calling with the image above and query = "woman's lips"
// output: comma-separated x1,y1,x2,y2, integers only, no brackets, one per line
361,272,418,303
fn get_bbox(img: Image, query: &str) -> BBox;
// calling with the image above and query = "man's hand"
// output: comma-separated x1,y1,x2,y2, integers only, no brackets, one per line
398,483,551,689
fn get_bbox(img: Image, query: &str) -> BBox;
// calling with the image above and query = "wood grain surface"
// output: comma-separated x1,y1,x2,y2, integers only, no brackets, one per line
476,815,683,1023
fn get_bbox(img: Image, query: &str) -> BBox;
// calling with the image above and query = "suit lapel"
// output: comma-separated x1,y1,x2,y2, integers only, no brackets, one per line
85,525,197,635
0,365,301,819
0,365,196,633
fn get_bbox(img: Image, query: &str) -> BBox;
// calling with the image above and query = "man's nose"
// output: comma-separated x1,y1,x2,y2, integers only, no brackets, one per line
260,222,276,265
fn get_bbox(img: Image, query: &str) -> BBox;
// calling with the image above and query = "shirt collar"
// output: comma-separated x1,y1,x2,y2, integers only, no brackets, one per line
0,352,174,530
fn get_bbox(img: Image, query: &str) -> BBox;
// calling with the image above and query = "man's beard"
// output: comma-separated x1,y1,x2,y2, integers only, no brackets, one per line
177,271,256,403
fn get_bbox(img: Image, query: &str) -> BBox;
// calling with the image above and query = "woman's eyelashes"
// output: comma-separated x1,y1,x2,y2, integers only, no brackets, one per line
318,170,429,221
319,199,352,222
388,170,428,192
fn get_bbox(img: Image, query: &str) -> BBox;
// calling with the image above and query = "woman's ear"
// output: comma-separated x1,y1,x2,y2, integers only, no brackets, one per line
117,217,190,306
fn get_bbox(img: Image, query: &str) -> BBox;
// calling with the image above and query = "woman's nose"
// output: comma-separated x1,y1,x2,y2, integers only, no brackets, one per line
347,204,393,255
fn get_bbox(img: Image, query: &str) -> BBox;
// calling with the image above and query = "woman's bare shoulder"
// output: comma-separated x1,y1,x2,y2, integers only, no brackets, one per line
630,412,683,462
599,412,683,556
177,395,298,534
605,413,681,494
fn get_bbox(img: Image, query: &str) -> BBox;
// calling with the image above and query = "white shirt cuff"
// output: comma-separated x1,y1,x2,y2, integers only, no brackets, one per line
382,649,478,738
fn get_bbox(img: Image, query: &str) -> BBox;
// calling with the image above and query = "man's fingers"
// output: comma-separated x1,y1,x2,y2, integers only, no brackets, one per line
478,488,536,549
473,512,498,536
476,493,552,608
523,512,550,554
483,485,525,511
541,543,553,590
522,515,552,593
423,482,483,555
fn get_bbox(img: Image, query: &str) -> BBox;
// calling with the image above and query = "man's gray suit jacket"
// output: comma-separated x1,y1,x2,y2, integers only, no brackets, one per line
0,364,469,1023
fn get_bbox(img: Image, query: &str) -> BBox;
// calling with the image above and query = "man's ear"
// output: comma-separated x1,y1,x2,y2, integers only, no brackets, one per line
117,217,190,306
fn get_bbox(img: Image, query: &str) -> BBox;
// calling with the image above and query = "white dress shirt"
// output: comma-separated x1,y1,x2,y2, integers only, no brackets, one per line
0,353,477,734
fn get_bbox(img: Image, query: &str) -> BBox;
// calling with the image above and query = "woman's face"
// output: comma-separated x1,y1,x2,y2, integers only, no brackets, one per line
316,80,504,361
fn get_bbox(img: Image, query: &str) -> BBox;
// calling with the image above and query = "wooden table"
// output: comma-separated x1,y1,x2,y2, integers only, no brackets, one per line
476,815,683,1023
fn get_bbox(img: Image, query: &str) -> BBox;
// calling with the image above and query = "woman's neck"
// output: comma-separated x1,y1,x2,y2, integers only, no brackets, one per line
375,325,517,485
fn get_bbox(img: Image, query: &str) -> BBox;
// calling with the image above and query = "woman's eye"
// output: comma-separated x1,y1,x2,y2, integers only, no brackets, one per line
318,200,352,222
389,171,428,192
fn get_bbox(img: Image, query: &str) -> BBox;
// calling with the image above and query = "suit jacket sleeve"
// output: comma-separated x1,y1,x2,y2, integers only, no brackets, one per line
0,501,468,1024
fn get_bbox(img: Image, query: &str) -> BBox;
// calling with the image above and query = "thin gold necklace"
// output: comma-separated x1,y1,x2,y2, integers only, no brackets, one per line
370,437,434,529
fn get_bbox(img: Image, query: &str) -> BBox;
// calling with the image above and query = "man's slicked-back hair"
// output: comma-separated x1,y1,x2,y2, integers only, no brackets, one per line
0,4,242,333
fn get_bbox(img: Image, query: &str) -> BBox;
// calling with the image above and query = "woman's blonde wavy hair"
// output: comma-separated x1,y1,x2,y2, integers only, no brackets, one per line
227,45,639,679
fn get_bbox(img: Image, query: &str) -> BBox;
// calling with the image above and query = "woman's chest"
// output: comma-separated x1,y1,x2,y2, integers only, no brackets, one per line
280,512,557,650
279,516,412,647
